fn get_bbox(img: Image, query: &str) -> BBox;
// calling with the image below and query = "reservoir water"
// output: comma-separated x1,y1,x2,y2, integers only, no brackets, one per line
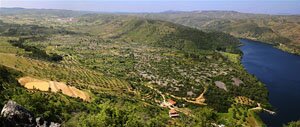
239,39,300,126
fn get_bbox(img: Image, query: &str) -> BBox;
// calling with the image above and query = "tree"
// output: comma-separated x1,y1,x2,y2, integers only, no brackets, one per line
284,120,300,127
193,107,216,127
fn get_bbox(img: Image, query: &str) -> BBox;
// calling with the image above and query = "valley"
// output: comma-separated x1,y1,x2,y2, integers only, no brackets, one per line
0,8,277,127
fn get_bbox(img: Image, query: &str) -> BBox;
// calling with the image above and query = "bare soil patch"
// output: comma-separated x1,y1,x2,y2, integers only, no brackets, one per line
214,81,227,91
18,76,91,101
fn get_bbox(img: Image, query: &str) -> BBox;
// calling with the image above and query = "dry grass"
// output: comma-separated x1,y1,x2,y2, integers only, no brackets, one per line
25,81,50,91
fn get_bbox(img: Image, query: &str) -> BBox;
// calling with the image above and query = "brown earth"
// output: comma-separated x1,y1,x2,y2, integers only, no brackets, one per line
18,76,91,101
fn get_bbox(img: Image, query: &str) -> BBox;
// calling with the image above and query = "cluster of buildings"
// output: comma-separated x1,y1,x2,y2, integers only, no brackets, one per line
160,99,179,118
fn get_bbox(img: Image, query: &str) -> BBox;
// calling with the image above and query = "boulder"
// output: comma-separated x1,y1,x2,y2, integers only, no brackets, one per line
0,100,35,127
0,100,60,127
36,117,60,127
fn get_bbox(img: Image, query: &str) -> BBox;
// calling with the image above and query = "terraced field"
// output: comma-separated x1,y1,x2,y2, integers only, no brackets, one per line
0,37,131,93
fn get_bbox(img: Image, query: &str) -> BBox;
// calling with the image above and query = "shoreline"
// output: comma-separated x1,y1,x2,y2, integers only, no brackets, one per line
238,39,300,126
238,38,300,56
237,41,270,126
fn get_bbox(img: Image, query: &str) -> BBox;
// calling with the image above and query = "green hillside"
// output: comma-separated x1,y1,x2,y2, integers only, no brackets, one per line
139,11,300,54
71,15,240,52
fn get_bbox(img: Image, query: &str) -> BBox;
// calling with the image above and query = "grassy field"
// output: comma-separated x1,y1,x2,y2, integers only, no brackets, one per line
220,52,241,64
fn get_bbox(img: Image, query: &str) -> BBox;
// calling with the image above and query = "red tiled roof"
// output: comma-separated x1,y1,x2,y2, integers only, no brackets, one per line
168,99,176,105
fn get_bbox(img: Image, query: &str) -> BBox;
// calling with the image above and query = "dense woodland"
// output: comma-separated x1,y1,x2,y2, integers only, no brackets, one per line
9,37,63,62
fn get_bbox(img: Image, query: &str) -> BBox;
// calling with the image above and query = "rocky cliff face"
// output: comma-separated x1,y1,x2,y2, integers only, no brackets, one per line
0,100,60,127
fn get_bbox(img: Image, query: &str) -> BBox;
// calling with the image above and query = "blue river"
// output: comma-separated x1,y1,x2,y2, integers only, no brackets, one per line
239,39,300,126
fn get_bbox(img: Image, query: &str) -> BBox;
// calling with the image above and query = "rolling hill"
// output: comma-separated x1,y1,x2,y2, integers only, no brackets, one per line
138,11,300,54
67,14,240,52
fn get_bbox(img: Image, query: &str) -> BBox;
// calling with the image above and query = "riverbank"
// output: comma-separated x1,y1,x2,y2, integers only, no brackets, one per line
221,47,270,126
239,38,300,55
239,39,300,126
247,110,266,127
276,43,300,55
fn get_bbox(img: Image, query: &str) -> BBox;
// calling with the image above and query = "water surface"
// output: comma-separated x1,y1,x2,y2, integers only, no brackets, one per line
239,39,300,126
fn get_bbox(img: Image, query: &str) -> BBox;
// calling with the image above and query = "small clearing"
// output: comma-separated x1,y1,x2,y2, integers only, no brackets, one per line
215,81,227,91
232,77,243,86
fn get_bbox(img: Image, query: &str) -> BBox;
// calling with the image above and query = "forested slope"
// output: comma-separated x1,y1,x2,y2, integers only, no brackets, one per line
72,15,240,53
138,11,300,54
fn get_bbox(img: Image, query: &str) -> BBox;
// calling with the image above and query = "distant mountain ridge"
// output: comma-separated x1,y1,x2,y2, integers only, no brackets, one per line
2,8,299,54
0,7,92,17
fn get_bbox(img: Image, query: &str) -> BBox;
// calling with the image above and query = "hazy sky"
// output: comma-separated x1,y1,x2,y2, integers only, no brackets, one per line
1,0,300,14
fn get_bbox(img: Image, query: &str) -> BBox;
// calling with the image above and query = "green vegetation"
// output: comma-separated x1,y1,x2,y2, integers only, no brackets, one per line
9,37,63,62
65,15,241,53
284,120,300,127
220,52,240,64
139,11,300,55
117,19,240,52
0,8,270,126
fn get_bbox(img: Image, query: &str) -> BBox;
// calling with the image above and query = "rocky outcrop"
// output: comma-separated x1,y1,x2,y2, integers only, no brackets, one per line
0,100,60,127
0,100,35,127
35,117,61,127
